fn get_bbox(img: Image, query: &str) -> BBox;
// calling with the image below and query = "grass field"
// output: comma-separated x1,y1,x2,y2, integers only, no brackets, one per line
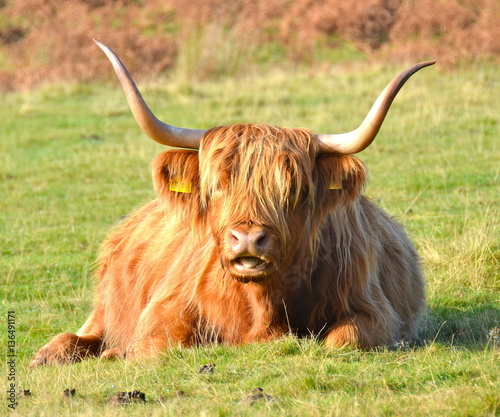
1,61,499,416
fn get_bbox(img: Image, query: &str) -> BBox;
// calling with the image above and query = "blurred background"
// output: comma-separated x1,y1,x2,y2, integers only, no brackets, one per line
0,0,499,91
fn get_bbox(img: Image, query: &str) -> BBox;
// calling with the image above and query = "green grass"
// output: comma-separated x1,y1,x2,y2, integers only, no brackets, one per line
1,62,498,416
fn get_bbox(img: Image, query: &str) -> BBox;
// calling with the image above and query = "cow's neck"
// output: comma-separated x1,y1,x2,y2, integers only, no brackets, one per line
239,279,291,342
238,251,316,341
195,239,314,343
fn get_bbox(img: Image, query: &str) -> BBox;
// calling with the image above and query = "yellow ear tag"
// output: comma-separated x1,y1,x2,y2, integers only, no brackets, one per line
169,177,192,194
329,181,342,190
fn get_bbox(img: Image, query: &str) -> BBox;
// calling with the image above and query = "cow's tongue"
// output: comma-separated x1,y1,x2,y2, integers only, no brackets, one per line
238,257,264,268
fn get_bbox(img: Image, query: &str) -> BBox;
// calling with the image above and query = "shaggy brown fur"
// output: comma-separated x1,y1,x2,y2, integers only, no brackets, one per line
30,123,424,366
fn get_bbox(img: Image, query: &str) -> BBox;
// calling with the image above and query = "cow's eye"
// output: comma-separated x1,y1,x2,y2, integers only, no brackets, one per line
289,187,309,208
213,178,227,196
214,172,231,192
299,189,310,206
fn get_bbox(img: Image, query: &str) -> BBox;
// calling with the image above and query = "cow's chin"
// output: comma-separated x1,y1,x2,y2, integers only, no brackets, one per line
227,256,273,283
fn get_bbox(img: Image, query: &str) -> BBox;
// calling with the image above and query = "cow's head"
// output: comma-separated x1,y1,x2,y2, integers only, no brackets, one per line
150,123,366,282
94,39,434,283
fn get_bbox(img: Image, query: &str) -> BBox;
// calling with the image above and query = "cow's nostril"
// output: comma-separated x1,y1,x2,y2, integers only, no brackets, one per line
256,232,269,249
229,231,240,247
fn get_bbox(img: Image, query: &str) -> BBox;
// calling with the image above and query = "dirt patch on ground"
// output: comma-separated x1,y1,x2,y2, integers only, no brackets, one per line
107,390,147,405
0,0,498,91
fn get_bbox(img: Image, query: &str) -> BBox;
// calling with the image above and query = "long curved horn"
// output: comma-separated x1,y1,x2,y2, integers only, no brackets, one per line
94,38,205,149
316,60,436,154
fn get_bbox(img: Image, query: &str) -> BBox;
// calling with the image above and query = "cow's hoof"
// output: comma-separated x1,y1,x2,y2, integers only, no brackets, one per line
100,348,125,360
28,356,47,368
29,333,84,367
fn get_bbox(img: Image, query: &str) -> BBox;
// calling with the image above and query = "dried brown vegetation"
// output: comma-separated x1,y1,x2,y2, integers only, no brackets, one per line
0,0,498,91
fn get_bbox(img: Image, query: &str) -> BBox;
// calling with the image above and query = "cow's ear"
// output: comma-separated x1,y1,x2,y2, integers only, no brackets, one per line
316,154,367,205
151,150,200,206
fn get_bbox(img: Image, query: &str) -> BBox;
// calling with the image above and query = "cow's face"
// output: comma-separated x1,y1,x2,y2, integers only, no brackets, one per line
198,124,318,282
153,124,367,284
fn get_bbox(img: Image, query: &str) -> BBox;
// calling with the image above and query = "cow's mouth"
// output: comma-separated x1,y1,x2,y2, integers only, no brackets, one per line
235,256,267,270
229,256,271,281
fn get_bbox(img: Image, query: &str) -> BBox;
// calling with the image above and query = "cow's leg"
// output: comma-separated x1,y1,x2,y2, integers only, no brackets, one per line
126,325,191,360
29,333,103,367
100,347,126,360
324,312,398,349
29,308,104,367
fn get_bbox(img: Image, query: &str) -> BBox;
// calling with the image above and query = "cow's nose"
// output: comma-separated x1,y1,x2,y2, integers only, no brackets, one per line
228,227,270,255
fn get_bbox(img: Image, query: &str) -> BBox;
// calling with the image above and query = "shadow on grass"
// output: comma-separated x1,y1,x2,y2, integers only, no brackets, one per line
419,304,500,350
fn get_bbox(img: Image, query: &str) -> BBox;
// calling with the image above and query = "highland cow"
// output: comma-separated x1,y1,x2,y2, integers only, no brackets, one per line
30,40,434,366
